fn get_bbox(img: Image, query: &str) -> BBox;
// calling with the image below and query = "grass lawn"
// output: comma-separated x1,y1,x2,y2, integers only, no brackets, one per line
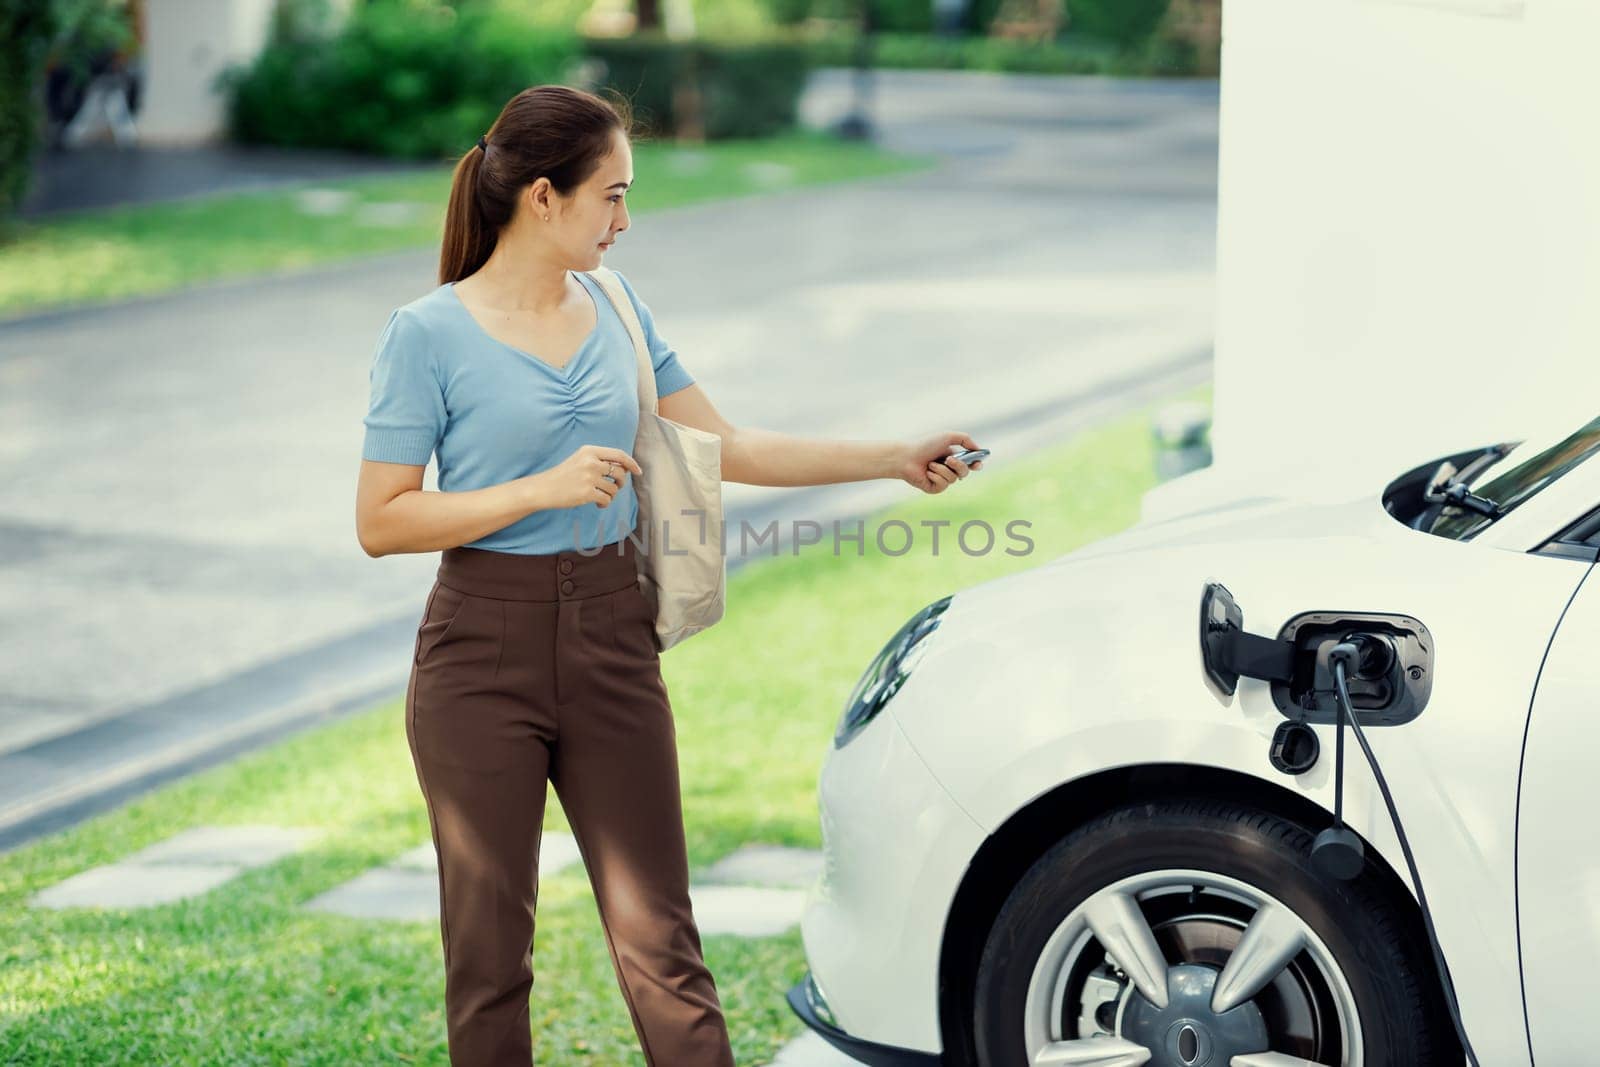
0,385,1207,1065
0,130,938,321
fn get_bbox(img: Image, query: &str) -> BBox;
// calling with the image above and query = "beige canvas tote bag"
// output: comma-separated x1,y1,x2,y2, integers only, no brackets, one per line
585,267,727,652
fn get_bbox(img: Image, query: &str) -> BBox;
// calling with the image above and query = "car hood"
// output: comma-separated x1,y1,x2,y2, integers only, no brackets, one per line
923,475,1468,679
1059,482,1390,569
1137,452,1408,528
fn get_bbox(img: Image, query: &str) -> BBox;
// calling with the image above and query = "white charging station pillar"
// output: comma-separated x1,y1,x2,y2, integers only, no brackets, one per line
1211,0,1600,482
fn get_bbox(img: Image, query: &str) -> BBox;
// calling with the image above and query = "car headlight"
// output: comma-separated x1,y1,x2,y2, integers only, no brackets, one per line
834,594,954,749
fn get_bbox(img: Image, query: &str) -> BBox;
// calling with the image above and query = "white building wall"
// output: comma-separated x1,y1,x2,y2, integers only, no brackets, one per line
138,0,351,145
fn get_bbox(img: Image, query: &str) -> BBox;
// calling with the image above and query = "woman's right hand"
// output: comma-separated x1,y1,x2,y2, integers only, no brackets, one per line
533,444,643,509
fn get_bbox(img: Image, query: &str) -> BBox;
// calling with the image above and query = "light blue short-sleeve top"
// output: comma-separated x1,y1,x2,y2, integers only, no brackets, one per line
361,268,696,555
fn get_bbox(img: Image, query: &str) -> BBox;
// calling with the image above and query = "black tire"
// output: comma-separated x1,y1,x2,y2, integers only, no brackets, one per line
971,799,1458,1066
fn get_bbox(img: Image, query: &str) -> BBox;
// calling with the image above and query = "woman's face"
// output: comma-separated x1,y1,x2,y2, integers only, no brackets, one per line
534,127,633,268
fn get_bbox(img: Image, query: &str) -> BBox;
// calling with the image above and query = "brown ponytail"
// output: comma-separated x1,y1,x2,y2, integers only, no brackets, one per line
437,84,636,286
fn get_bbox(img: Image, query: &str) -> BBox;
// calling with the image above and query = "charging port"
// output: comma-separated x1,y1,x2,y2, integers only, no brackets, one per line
1199,583,1434,727
1271,612,1434,726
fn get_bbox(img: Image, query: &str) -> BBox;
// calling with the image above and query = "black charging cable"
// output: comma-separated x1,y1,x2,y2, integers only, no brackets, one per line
1327,640,1481,1067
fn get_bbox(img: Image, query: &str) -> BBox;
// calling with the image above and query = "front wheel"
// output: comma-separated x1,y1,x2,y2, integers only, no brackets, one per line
972,799,1457,1066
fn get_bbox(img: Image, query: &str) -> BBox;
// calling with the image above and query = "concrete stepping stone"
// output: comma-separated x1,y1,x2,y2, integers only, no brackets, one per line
30,824,317,910
391,842,440,870
668,845,821,938
695,844,822,890
770,1031,866,1066
383,832,585,876
687,885,809,937
743,160,797,188
303,865,441,923
354,201,424,227
125,824,312,866
304,831,583,921
295,188,354,215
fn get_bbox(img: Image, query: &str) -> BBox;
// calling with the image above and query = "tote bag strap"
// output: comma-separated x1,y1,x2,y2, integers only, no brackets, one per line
584,267,657,416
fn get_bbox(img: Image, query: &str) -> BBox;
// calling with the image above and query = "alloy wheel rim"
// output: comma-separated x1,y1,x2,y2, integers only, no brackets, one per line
1019,868,1363,1067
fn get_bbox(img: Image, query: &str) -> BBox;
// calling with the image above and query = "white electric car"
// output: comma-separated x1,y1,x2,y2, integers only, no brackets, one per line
786,412,1600,1067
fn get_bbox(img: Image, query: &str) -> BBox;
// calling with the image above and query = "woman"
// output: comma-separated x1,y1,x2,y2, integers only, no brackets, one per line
353,84,984,1066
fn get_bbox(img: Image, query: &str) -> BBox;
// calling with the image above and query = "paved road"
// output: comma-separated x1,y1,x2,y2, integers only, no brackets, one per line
17,142,435,218
0,69,1218,849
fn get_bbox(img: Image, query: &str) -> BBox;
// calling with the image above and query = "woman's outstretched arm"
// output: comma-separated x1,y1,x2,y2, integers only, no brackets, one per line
658,384,984,495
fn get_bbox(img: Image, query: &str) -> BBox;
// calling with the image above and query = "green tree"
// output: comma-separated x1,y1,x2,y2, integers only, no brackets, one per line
2,0,62,224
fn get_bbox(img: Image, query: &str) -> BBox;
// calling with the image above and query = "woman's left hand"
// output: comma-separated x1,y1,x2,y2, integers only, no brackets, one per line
896,431,985,494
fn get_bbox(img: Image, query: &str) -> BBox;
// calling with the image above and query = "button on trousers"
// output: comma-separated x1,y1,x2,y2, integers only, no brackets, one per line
404,535,736,1066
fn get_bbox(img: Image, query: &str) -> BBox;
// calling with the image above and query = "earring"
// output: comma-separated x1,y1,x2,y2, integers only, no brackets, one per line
545,215,550,221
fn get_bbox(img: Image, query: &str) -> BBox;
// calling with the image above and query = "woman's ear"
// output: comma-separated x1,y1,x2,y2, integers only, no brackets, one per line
526,178,552,221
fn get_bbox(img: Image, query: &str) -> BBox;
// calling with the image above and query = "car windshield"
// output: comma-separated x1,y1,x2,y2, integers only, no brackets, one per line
1428,413,1600,539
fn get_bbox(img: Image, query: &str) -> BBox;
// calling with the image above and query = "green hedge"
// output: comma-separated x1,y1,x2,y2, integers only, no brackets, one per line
223,4,814,153
777,0,1185,59
220,0,1203,161
767,0,937,33
775,0,1173,42
221,3,584,159
1069,0,1171,50
802,29,1204,77
583,32,812,140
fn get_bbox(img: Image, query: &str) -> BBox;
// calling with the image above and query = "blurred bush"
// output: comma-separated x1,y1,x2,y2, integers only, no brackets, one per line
805,28,1113,73
960,0,1005,35
869,0,935,33
222,2,583,158
1067,0,1170,51
759,0,818,26
218,0,1208,163
799,27,1210,76
583,32,812,140
791,0,1209,77
772,0,935,33
223,1,813,152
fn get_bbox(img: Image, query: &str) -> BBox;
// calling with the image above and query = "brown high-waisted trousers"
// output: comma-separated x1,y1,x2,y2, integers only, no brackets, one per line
403,535,736,1066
